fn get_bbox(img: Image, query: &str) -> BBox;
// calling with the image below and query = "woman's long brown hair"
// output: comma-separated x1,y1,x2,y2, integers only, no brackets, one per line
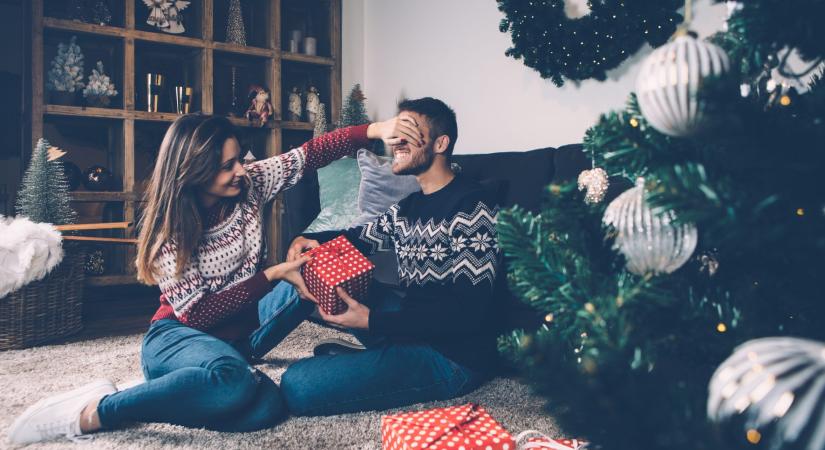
136,114,246,284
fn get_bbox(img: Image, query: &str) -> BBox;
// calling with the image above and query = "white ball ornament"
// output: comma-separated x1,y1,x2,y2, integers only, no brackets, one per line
708,337,825,450
635,33,730,137
602,178,697,276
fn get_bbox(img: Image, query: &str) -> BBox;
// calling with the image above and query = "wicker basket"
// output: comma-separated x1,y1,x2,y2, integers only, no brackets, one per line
0,249,85,350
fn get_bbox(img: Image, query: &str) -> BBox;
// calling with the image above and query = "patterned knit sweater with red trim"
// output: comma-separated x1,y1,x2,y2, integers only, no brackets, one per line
150,124,371,340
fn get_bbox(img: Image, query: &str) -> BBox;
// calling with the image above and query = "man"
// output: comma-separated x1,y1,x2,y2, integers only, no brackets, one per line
277,97,502,416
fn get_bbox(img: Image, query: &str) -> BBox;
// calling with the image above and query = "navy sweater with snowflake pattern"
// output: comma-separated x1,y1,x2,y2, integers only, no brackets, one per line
303,175,501,370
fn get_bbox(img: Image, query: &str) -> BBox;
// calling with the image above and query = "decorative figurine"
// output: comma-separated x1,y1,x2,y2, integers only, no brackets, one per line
245,85,274,127
306,86,321,124
142,0,170,29
83,165,114,191
288,87,302,121
163,1,190,34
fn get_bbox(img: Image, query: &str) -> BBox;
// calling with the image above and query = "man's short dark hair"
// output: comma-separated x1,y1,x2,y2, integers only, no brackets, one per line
397,97,458,158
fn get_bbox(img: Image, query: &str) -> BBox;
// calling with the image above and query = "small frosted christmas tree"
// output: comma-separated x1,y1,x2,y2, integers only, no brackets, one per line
339,84,370,128
313,103,328,138
47,36,85,93
83,61,118,105
91,0,112,26
226,0,247,45
16,139,77,225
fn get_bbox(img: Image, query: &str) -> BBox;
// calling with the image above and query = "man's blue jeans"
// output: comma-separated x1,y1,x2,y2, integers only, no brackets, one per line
96,282,314,432
276,283,487,416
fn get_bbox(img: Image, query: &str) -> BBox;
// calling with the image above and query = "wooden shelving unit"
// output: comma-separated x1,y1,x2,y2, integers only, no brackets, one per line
31,0,342,286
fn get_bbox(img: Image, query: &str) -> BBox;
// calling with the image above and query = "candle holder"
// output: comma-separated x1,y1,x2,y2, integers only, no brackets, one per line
146,73,164,112
290,29,303,51
175,86,193,114
303,36,317,56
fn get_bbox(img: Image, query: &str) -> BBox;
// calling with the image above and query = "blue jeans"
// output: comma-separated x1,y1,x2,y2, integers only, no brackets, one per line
277,283,487,416
96,282,314,432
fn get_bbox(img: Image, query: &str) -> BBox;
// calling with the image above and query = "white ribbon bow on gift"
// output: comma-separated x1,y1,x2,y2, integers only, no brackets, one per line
515,430,589,450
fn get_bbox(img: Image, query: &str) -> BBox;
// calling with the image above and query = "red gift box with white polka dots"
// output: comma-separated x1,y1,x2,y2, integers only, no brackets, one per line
302,235,375,315
381,403,515,450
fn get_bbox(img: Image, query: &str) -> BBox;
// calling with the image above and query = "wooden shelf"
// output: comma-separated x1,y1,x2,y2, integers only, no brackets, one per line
213,42,276,58
43,17,126,38
281,52,335,66
33,0,343,285
85,274,140,286
70,191,140,202
45,104,128,120
281,121,314,131
132,110,181,123
44,25,283,57
131,29,206,49
227,116,278,129
133,111,282,129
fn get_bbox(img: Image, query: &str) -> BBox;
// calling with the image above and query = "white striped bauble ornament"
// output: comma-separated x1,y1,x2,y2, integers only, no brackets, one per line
602,178,697,276
635,33,730,137
708,337,825,450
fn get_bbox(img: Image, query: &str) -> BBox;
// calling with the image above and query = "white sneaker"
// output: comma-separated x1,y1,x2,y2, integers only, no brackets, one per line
7,379,116,445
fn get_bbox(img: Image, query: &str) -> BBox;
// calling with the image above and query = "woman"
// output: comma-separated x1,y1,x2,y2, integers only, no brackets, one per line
8,114,424,445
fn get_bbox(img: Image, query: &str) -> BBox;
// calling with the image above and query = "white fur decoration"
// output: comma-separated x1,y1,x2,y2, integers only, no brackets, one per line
636,34,730,137
0,215,64,298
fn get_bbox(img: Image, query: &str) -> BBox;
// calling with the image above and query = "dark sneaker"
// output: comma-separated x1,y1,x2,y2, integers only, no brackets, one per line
312,338,367,356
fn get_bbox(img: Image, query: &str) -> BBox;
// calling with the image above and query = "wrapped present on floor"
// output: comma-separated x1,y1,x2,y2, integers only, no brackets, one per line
302,235,374,314
514,430,588,450
381,403,515,450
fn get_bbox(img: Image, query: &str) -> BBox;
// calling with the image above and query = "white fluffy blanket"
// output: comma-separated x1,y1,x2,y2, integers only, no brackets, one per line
0,216,63,298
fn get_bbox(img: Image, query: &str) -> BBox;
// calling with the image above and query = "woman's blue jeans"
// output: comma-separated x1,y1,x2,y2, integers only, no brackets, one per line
96,282,314,432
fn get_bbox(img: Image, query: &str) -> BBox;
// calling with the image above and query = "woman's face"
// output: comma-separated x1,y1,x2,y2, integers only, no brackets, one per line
201,137,246,202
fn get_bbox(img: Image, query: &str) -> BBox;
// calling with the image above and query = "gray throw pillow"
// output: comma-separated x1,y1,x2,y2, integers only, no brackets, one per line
351,149,420,226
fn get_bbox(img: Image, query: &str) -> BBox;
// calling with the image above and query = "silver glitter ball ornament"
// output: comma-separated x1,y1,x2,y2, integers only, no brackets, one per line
636,34,730,137
602,178,697,275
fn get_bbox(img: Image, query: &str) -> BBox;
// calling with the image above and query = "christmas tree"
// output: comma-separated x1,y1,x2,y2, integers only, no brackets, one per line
83,60,118,100
225,0,247,46
496,1,825,450
16,139,77,225
339,84,370,128
313,103,328,138
91,0,112,26
47,36,85,93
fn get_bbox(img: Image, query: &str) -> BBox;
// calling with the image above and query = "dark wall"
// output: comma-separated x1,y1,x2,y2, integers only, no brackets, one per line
0,0,25,216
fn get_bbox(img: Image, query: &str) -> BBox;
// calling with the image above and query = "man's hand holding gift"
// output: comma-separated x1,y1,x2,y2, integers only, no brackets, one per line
317,287,370,329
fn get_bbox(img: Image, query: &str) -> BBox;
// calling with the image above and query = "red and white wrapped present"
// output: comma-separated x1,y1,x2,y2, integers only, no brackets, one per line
381,403,515,450
302,235,374,315
514,430,588,450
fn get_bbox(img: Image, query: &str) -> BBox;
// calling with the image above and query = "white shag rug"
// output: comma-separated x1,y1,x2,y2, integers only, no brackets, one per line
0,321,560,449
